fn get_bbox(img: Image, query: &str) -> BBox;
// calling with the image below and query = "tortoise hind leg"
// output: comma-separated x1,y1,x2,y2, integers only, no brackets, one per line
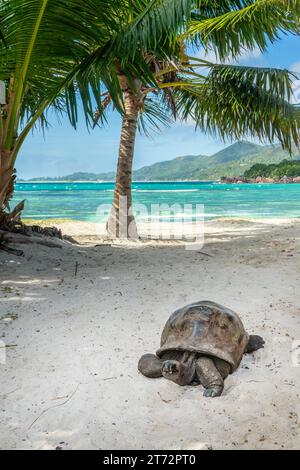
138,353,163,378
195,356,224,397
245,335,265,353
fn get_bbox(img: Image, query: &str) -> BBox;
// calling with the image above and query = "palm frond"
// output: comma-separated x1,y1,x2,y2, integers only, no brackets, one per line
138,96,173,135
173,65,300,152
0,0,116,132
118,0,193,55
188,0,300,60
201,61,297,100
60,0,195,124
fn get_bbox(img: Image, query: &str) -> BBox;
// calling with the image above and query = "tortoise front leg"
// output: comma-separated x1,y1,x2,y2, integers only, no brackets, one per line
196,356,225,397
138,353,163,378
162,352,196,386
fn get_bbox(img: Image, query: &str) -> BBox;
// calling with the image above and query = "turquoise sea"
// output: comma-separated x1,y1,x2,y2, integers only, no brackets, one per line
13,181,300,221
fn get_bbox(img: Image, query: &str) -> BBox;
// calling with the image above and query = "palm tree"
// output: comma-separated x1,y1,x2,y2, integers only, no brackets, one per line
0,0,113,229
0,0,195,231
1,0,300,238
68,0,300,238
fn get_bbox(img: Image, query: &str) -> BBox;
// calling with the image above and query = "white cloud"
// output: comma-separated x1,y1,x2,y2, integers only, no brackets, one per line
290,61,300,73
194,46,262,66
238,47,262,63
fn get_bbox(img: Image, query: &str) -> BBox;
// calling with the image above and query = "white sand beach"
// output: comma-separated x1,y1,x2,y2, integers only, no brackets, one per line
1,218,300,450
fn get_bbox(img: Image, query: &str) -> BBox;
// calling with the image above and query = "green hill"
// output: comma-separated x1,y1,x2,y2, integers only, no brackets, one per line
23,141,299,181
208,140,262,164
133,141,298,180
132,154,207,180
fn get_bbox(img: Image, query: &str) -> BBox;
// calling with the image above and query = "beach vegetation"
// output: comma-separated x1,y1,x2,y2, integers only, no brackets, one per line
244,159,300,179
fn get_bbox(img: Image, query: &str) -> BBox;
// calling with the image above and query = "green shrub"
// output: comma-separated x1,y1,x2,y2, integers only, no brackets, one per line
244,159,300,178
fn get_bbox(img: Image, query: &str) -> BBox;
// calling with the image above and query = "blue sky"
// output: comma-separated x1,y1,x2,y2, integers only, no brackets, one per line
17,34,300,179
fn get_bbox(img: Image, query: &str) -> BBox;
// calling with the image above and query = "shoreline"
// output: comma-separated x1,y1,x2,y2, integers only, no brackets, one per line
16,179,300,184
20,216,300,242
16,180,216,184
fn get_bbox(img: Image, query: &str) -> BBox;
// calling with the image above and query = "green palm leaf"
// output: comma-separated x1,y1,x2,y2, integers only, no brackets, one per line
173,63,300,152
188,0,300,60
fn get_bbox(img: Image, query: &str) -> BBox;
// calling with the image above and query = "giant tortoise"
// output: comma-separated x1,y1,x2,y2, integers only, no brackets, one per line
138,301,264,397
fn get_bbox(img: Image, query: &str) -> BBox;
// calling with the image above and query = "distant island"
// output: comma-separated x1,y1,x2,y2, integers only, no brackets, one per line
18,141,300,182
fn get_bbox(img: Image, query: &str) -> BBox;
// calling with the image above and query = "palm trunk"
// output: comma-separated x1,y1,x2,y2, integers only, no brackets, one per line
0,78,19,229
0,148,15,227
107,86,139,238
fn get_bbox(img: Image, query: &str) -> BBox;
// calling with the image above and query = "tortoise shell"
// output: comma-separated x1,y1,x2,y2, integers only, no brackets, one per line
156,301,249,372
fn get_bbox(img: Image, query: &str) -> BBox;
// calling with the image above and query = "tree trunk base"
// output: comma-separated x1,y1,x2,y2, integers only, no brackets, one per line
0,212,68,255
0,212,63,239
0,229,65,249
106,213,139,239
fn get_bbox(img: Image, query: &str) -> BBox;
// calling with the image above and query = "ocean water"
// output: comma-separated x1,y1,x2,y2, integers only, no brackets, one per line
13,181,300,221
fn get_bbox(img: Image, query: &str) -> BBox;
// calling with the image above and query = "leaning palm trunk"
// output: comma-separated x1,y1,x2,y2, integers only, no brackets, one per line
0,154,14,209
0,82,20,229
0,119,17,228
0,148,23,230
107,82,140,239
